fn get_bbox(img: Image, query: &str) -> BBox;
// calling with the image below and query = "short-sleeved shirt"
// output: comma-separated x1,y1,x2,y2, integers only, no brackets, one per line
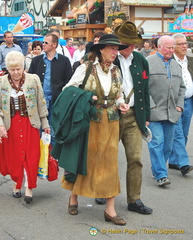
0,44,23,69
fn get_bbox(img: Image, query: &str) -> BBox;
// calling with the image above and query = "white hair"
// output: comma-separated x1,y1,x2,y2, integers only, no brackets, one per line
5,51,24,70
172,33,186,44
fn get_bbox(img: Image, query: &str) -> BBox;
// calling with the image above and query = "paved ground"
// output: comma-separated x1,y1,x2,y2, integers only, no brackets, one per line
1,122,193,240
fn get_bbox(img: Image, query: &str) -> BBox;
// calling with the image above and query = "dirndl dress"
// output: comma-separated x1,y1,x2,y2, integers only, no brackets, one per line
62,110,121,198
0,111,40,189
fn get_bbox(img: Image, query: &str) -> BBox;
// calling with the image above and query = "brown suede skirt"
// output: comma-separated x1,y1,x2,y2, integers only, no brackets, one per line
61,110,121,198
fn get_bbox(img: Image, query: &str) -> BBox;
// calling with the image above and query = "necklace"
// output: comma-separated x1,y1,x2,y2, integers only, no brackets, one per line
8,73,25,93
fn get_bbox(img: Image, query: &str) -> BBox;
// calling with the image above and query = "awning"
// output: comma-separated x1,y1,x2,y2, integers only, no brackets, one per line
47,0,67,17
0,34,42,39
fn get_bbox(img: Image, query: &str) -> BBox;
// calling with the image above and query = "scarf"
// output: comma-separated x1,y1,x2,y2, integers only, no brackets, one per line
100,61,111,74
8,73,25,93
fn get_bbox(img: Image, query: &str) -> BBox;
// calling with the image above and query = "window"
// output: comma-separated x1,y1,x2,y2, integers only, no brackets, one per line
14,2,24,12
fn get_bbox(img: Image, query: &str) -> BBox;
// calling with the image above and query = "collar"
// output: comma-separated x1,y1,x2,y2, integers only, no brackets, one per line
43,52,58,60
156,52,172,63
5,43,15,48
93,57,114,70
118,52,133,61
173,53,187,63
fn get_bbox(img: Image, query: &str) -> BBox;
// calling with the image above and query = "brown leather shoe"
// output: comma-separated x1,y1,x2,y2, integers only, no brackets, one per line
68,198,78,215
104,211,126,225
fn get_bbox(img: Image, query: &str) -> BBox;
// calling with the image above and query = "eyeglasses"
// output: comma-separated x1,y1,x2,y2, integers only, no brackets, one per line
175,42,188,47
42,41,49,45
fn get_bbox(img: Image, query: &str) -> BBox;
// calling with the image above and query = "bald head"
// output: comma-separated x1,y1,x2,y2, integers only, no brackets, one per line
158,36,174,61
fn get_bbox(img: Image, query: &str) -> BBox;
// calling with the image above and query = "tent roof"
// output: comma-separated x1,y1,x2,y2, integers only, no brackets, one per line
47,0,67,17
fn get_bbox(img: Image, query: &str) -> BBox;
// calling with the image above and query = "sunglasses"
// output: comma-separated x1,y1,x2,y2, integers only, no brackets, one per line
42,41,49,45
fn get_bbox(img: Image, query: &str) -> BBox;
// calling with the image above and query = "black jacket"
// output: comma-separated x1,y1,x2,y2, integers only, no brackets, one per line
28,53,73,103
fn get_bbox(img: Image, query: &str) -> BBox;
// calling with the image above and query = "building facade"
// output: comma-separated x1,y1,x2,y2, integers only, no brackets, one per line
48,0,187,41
0,0,189,40
0,0,61,34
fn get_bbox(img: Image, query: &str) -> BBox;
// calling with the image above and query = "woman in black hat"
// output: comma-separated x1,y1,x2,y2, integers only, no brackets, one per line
59,34,129,225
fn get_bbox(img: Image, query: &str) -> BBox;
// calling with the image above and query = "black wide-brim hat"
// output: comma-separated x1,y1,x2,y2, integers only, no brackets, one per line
90,34,128,52
115,21,143,45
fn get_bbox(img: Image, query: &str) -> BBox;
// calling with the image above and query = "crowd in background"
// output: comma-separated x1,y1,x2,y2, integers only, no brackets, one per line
0,23,193,226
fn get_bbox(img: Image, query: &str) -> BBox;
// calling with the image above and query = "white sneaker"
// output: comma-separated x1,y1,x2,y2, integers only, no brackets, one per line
157,177,171,186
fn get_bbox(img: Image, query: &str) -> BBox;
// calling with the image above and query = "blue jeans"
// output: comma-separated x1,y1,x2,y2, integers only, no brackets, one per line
169,97,193,167
148,121,175,181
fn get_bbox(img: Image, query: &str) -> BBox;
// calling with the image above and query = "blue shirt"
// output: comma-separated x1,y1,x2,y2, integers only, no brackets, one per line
43,52,59,107
156,52,172,79
0,44,23,69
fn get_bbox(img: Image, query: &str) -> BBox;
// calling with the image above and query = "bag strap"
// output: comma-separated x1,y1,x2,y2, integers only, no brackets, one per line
124,88,134,104
61,45,65,56
79,61,93,89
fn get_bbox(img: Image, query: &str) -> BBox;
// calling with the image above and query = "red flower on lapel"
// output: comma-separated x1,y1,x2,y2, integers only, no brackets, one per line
142,70,148,79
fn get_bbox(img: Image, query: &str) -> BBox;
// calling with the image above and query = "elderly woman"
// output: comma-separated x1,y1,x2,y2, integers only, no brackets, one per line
0,51,50,204
25,41,43,72
54,34,129,225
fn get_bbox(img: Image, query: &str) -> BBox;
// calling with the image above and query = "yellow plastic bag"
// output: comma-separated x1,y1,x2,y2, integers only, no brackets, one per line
38,133,51,179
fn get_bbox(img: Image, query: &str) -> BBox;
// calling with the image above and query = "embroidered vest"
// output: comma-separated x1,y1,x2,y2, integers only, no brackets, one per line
84,63,122,122
10,94,28,117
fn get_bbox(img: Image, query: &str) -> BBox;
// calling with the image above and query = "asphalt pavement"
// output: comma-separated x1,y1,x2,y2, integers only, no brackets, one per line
1,122,193,240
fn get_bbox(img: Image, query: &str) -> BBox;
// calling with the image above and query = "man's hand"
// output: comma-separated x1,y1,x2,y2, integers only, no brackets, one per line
176,106,182,112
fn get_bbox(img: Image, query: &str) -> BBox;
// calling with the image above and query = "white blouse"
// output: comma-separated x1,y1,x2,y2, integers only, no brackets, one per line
64,58,124,106
10,88,23,110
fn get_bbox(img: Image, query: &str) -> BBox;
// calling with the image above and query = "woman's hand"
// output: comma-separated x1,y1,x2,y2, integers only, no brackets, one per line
0,126,8,143
119,103,130,114
44,127,51,134
92,95,98,101
0,126,8,138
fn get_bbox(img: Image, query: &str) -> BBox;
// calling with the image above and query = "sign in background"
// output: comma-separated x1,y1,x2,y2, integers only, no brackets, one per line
0,13,34,34
77,14,87,24
121,0,173,6
168,13,193,32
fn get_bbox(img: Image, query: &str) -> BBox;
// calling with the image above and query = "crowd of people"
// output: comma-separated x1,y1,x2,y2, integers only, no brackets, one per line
0,22,193,226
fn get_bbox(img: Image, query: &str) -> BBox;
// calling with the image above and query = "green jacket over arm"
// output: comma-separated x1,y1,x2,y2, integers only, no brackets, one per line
51,86,96,182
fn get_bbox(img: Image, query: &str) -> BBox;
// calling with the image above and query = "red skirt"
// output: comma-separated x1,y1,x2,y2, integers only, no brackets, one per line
0,112,40,189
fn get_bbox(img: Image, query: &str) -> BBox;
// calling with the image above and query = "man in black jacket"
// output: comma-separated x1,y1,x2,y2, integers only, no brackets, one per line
28,33,73,144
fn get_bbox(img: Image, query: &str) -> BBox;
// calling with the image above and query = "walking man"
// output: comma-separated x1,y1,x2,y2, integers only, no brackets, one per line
0,31,22,73
146,36,186,186
114,21,153,214
28,33,72,144
168,33,193,175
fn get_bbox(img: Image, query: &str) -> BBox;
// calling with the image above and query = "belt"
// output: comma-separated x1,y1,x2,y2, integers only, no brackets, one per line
97,96,115,109
13,110,28,117
97,103,115,109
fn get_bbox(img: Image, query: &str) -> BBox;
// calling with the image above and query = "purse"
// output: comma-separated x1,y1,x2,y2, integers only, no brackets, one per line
47,154,59,181
47,146,59,181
